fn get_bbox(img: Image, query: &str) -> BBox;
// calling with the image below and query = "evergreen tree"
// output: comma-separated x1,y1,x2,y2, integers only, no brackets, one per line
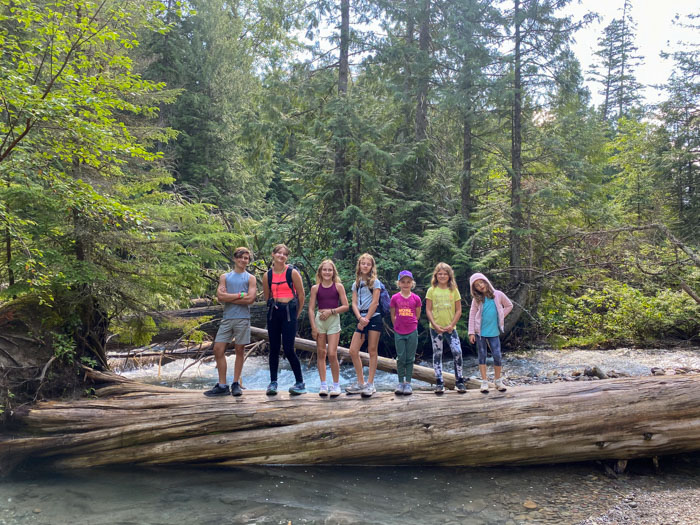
588,0,644,122
657,14,700,241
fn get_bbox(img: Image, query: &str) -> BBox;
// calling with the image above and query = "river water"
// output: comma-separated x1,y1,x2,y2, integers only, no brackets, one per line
2,346,699,524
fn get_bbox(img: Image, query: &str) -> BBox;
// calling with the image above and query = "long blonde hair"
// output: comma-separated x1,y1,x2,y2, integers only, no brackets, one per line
355,253,377,289
431,262,457,291
315,259,341,285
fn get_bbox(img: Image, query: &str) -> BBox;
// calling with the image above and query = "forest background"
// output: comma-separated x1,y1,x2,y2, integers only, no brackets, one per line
1,0,698,402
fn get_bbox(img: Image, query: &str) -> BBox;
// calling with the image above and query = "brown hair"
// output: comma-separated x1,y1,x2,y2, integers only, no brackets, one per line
233,247,252,260
315,259,341,285
272,244,290,256
430,262,457,291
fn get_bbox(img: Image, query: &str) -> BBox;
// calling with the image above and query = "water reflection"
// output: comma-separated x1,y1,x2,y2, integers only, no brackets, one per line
2,458,699,525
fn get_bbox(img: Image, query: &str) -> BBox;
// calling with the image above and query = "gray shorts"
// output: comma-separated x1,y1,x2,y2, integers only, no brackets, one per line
214,318,251,345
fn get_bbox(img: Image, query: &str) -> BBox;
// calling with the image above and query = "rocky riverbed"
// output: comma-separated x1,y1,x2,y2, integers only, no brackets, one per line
1,454,698,525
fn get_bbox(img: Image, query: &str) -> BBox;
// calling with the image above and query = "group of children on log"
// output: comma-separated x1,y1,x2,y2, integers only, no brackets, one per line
204,244,513,399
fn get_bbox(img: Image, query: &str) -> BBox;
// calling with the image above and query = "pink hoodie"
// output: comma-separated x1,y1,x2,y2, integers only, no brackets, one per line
468,273,513,336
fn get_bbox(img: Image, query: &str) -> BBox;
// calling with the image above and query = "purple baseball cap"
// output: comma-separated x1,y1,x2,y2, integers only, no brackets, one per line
397,270,414,280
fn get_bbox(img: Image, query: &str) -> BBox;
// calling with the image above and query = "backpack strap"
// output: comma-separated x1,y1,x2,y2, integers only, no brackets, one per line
285,266,295,297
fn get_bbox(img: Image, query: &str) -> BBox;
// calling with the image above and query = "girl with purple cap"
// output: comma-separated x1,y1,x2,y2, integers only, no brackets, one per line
390,270,422,395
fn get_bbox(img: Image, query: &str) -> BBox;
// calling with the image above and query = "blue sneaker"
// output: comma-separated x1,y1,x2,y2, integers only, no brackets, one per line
266,381,278,396
289,382,307,395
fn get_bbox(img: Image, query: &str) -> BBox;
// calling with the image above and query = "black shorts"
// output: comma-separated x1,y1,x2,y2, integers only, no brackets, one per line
355,313,383,334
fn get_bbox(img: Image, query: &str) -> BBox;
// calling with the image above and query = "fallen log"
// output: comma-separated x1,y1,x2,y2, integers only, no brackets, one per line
2,373,699,474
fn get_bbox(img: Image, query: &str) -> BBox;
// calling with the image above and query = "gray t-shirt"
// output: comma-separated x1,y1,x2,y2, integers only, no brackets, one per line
351,279,382,317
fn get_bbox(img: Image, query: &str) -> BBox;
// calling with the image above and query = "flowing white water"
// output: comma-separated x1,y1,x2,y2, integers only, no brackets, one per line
120,346,700,391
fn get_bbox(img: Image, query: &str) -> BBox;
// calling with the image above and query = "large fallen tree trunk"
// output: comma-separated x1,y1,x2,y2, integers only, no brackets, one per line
2,373,699,474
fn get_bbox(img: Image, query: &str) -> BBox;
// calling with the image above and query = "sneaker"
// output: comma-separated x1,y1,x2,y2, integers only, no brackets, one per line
495,378,507,392
434,381,445,394
394,383,405,395
266,381,278,396
480,380,489,393
403,383,413,395
289,382,307,395
204,383,229,397
361,383,376,397
345,382,364,394
329,384,342,397
319,384,328,397
230,382,243,397
455,379,467,393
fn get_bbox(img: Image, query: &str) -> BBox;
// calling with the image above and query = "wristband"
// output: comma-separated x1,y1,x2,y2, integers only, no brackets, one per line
239,292,245,298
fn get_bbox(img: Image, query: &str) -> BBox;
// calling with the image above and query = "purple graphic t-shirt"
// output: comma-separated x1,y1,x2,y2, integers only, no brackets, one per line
390,292,422,335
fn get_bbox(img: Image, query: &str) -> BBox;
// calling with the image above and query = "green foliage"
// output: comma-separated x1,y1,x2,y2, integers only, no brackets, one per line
112,316,159,347
52,333,77,363
541,283,700,347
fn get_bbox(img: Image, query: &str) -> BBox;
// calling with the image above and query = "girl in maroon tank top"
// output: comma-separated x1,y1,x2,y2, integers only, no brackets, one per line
308,259,349,397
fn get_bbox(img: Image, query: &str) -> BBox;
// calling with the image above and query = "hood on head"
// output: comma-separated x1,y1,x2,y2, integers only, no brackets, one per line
469,272,495,293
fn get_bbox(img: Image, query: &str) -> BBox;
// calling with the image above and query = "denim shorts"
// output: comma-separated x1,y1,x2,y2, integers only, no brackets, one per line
355,313,382,334
214,318,251,344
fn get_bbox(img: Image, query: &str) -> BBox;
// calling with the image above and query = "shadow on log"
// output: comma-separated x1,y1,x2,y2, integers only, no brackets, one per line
2,372,700,475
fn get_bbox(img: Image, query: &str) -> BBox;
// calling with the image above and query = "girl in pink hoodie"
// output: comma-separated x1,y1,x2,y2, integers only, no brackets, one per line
468,273,513,393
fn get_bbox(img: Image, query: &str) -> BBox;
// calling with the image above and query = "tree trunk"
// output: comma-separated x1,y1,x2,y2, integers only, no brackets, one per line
460,112,472,221
510,0,523,285
335,0,350,208
414,0,430,142
3,373,699,474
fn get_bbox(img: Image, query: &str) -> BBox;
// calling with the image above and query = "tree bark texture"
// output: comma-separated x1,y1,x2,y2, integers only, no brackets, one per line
3,373,699,474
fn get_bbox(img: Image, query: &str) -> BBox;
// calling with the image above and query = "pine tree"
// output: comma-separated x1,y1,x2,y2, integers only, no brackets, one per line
588,0,644,122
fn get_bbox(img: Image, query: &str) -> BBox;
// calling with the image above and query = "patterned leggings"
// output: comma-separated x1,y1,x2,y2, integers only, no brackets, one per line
430,328,463,382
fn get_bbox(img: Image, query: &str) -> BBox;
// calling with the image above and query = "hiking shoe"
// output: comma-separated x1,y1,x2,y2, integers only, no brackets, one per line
329,384,342,397
434,381,445,394
394,383,405,395
403,383,413,395
319,384,328,397
266,381,278,396
345,382,364,394
495,378,507,392
455,379,467,393
480,380,489,393
204,383,229,397
230,382,243,397
289,382,307,395
361,383,376,397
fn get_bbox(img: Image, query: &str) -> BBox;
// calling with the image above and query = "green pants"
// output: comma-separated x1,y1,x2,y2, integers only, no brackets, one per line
395,330,418,383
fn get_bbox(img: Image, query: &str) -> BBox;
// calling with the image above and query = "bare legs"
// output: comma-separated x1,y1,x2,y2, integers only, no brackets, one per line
316,332,341,383
213,342,245,384
349,330,380,385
